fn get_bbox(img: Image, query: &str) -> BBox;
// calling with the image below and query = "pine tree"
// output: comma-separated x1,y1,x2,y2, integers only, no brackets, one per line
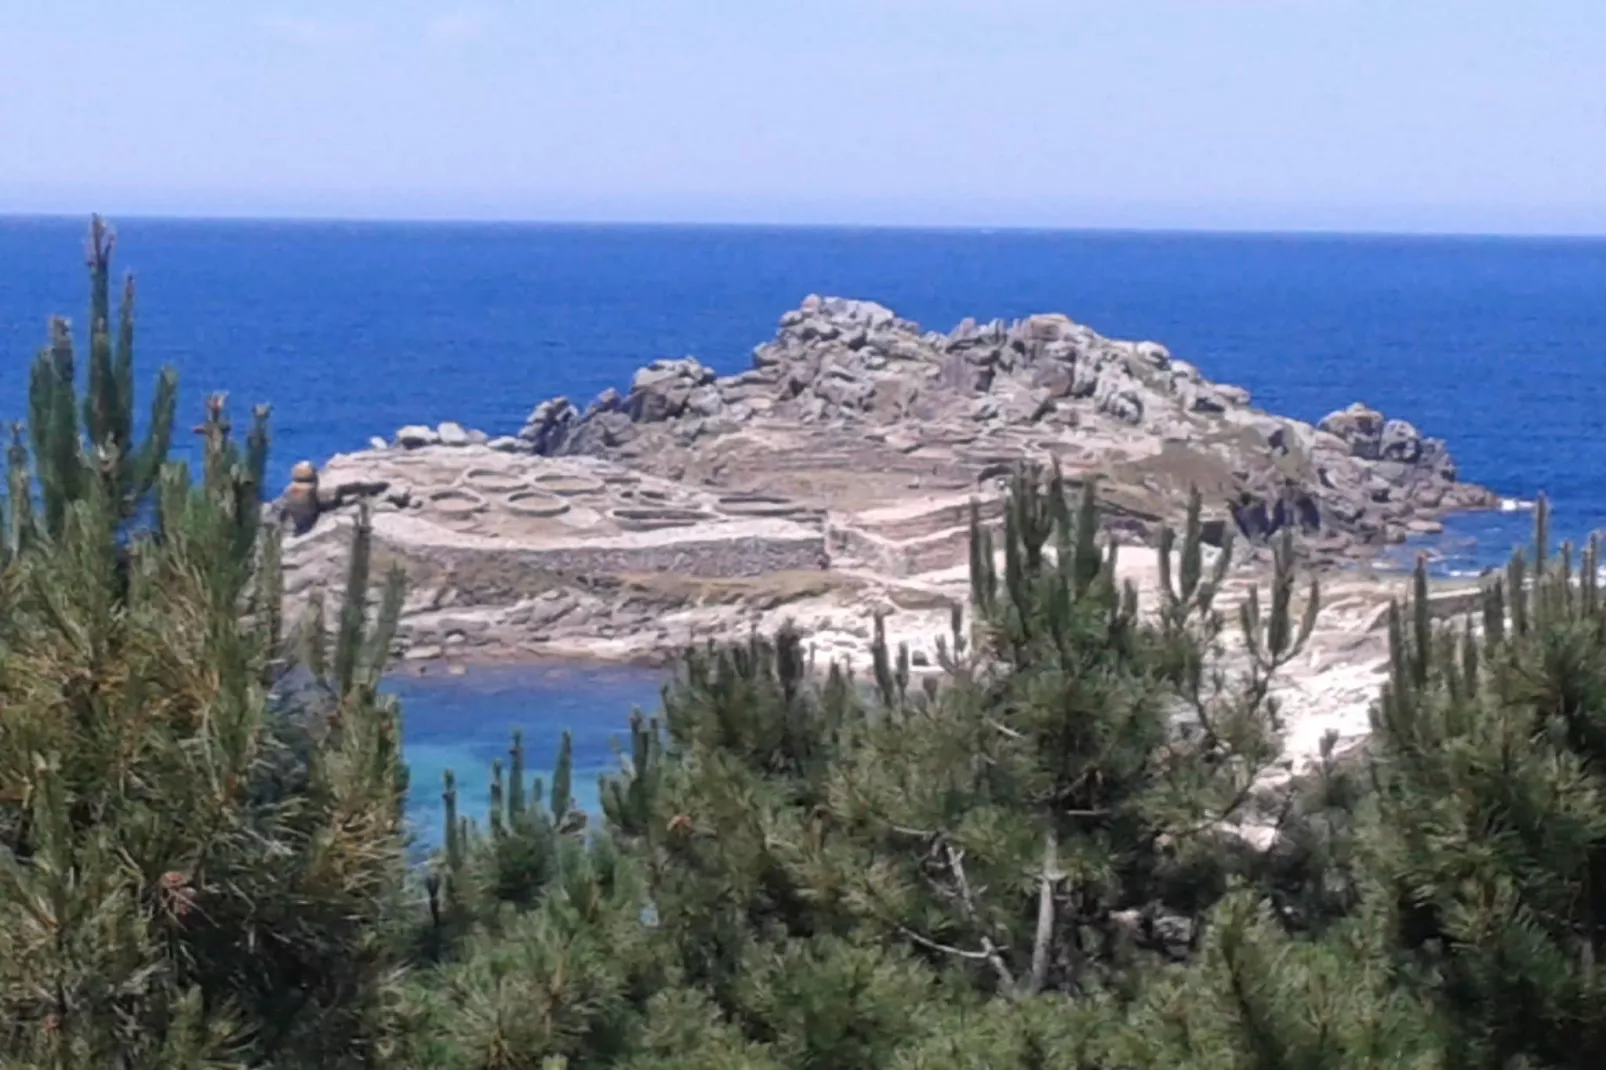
0,218,413,1069
24,215,176,541
402,730,667,1069
1117,890,1443,1070
540,462,1329,1069
822,465,1314,998
1364,497,1606,1069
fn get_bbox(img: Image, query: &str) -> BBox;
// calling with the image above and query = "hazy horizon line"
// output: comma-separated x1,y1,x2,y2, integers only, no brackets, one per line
4,210,1606,245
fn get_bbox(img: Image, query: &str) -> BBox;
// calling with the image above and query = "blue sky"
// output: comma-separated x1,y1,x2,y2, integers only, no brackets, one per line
1,1,1603,233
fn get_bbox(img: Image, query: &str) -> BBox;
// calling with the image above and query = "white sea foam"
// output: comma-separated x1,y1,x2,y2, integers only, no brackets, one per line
1500,498,1536,512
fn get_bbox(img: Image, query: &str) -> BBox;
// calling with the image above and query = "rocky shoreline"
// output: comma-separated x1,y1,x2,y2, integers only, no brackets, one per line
276,296,1500,771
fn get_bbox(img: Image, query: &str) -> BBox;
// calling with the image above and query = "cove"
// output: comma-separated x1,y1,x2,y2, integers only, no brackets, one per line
384,662,668,849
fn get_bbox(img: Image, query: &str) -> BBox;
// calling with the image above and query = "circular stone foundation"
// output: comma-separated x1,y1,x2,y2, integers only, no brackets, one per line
611,506,714,531
461,467,529,494
612,506,713,523
557,505,604,529
531,472,605,497
718,493,790,505
379,456,433,475
715,494,815,518
615,517,699,531
504,490,571,518
426,487,488,516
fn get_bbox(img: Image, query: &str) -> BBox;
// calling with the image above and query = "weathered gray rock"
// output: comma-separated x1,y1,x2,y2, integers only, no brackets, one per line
395,424,439,449
1380,419,1422,464
505,296,1495,560
518,397,580,452
1318,403,1386,460
627,357,719,423
437,421,470,447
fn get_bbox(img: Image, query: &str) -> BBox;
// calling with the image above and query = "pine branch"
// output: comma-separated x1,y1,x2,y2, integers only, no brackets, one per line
1026,828,1063,996
332,504,374,697
895,925,1002,964
940,842,1016,991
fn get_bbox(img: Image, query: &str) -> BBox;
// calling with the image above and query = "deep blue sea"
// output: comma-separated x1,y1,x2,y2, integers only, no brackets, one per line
2,216,1604,839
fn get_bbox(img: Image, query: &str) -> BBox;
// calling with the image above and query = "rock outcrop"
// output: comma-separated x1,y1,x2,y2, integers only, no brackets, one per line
273,296,1499,771
273,292,1490,674
504,296,1492,558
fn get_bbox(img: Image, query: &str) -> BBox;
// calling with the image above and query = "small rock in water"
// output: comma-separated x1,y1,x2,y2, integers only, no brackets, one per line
369,435,388,450
437,421,469,447
447,663,467,676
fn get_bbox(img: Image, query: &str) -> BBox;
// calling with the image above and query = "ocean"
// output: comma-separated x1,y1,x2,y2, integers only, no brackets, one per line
388,663,665,848
2,217,1602,838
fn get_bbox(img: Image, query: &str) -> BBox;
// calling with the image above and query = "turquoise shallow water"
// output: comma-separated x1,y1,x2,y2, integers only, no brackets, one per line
384,663,667,848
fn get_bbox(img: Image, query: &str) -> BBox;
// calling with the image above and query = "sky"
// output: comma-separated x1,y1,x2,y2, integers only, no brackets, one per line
1,1,1603,233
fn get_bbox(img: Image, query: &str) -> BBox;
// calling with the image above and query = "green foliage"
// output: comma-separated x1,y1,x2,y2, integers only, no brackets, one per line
0,218,409,1069
813,467,1303,1000
1117,892,1443,1070
26,215,176,542
1360,496,1606,1069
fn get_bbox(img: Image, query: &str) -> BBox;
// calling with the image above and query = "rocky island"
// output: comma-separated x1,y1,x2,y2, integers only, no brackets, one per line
277,296,1498,770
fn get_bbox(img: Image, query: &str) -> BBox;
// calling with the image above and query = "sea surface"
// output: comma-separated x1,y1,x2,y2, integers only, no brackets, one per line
2,217,1603,839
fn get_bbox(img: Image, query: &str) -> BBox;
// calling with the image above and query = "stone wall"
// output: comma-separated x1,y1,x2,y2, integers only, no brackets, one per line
829,525,908,576
406,529,827,581
831,521,994,577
